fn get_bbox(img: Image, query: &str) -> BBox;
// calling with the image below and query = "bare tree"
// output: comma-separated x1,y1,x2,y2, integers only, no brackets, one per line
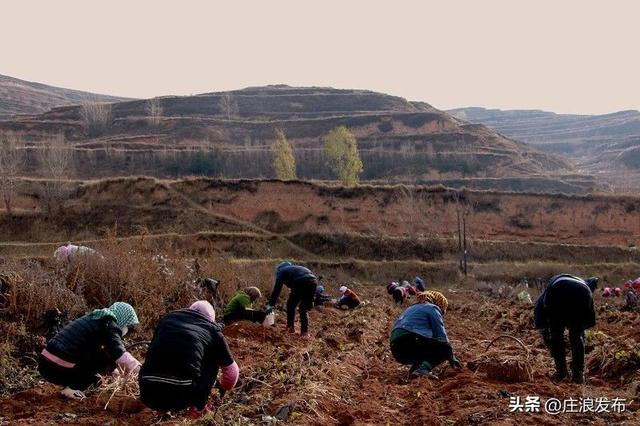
38,134,73,212
219,93,239,120
0,133,26,215
146,97,163,127
80,101,112,137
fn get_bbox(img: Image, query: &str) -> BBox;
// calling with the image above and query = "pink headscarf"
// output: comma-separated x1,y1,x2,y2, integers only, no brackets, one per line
189,300,216,322
54,244,76,262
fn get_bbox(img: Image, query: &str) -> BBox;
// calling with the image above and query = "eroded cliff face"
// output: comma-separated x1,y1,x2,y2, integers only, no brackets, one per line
11,177,632,246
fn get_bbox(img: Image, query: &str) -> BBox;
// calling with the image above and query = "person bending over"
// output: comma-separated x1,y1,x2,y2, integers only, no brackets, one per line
139,301,239,418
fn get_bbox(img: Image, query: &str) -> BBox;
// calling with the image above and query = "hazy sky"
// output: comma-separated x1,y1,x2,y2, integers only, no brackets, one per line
2,0,639,114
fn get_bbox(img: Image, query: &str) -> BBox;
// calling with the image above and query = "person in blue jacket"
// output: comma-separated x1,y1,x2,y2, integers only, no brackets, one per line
266,261,319,337
389,295,460,378
534,274,598,384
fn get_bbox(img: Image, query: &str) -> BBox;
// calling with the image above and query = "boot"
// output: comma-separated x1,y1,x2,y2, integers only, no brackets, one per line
550,370,568,382
572,371,585,384
186,403,212,419
410,361,434,378
551,351,568,383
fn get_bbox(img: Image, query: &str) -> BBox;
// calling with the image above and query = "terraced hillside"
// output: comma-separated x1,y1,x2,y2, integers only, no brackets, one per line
1,85,592,192
449,107,640,190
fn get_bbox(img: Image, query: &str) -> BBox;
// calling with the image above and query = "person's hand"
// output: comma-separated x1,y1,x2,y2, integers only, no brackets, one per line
449,356,461,368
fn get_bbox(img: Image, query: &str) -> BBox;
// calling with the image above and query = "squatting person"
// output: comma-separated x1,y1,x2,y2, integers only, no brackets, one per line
38,302,141,400
223,287,266,324
534,274,598,384
390,291,461,377
139,301,239,418
336,285,361,309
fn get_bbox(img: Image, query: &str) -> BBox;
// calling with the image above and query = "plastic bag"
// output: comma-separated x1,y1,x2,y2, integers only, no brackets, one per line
262,312,275,327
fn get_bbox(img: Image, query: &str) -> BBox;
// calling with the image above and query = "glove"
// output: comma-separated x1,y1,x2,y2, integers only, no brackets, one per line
449,355,461,368
265,304,273,314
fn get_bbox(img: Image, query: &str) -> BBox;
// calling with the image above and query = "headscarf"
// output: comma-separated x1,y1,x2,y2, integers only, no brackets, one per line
90,302,139,328
244,287,262,301
276,260,293,273
190,300,216,322
417,291,449,314
585,277,599,292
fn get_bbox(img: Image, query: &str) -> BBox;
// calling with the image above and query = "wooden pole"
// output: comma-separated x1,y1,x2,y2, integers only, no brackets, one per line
457,206,463,271
463,213,468,276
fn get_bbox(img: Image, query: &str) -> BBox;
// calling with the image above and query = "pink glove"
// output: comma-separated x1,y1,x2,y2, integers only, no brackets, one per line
219,361,239,390
115,351,141,374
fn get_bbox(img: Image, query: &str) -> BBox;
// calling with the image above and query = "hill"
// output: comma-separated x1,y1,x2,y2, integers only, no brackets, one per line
0,74,130,119
0,84,592,192
449,107,640,190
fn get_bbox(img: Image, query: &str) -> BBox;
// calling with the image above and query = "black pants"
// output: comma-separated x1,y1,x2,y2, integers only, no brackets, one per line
224,309,267,325
286,279,317,333
392,289,405,304
338,298,360,309
38,354,101,391
547,325,585,375
390,332,452,369
140,365,219,411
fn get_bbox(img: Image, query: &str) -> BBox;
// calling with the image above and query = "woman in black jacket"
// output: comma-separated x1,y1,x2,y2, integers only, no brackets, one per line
139,301,239,418
265,261,319,337
534,274,598,383
38,302,141,399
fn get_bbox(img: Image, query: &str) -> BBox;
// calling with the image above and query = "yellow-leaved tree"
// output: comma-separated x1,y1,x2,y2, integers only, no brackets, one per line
272,128,297,180
323,126,363,186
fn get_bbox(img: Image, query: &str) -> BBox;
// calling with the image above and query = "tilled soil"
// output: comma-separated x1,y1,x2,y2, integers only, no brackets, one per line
1,288,638,425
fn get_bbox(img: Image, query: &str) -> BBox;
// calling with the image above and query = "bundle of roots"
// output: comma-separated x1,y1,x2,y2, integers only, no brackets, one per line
96,372,143,413
473,335,533,383
586,340,640,381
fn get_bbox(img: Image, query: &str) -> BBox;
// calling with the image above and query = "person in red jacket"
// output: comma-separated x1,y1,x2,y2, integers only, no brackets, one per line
337,286,361,309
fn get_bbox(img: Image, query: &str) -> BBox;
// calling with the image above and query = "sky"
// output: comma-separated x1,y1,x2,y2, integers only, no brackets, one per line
2,0,639,114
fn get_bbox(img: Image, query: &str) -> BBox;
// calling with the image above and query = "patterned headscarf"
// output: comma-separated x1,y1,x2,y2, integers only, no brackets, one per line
417,291,449,314
90,302,139,328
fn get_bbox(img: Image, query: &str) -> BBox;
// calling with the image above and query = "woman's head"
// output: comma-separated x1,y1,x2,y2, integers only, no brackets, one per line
244,287,262,302
417,291,449,315
586,277,599,292
107,302,139,328
276,260,293,273
190,300,216,322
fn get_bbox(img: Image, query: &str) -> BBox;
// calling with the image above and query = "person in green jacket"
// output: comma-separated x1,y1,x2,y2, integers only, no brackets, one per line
223,287,266,324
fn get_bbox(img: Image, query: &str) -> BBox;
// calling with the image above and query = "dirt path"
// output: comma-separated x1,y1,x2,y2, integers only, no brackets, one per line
1,287,637,425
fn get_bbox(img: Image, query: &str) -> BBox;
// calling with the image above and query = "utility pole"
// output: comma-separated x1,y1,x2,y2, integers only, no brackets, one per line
462,213,468,276
457,206,463,271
